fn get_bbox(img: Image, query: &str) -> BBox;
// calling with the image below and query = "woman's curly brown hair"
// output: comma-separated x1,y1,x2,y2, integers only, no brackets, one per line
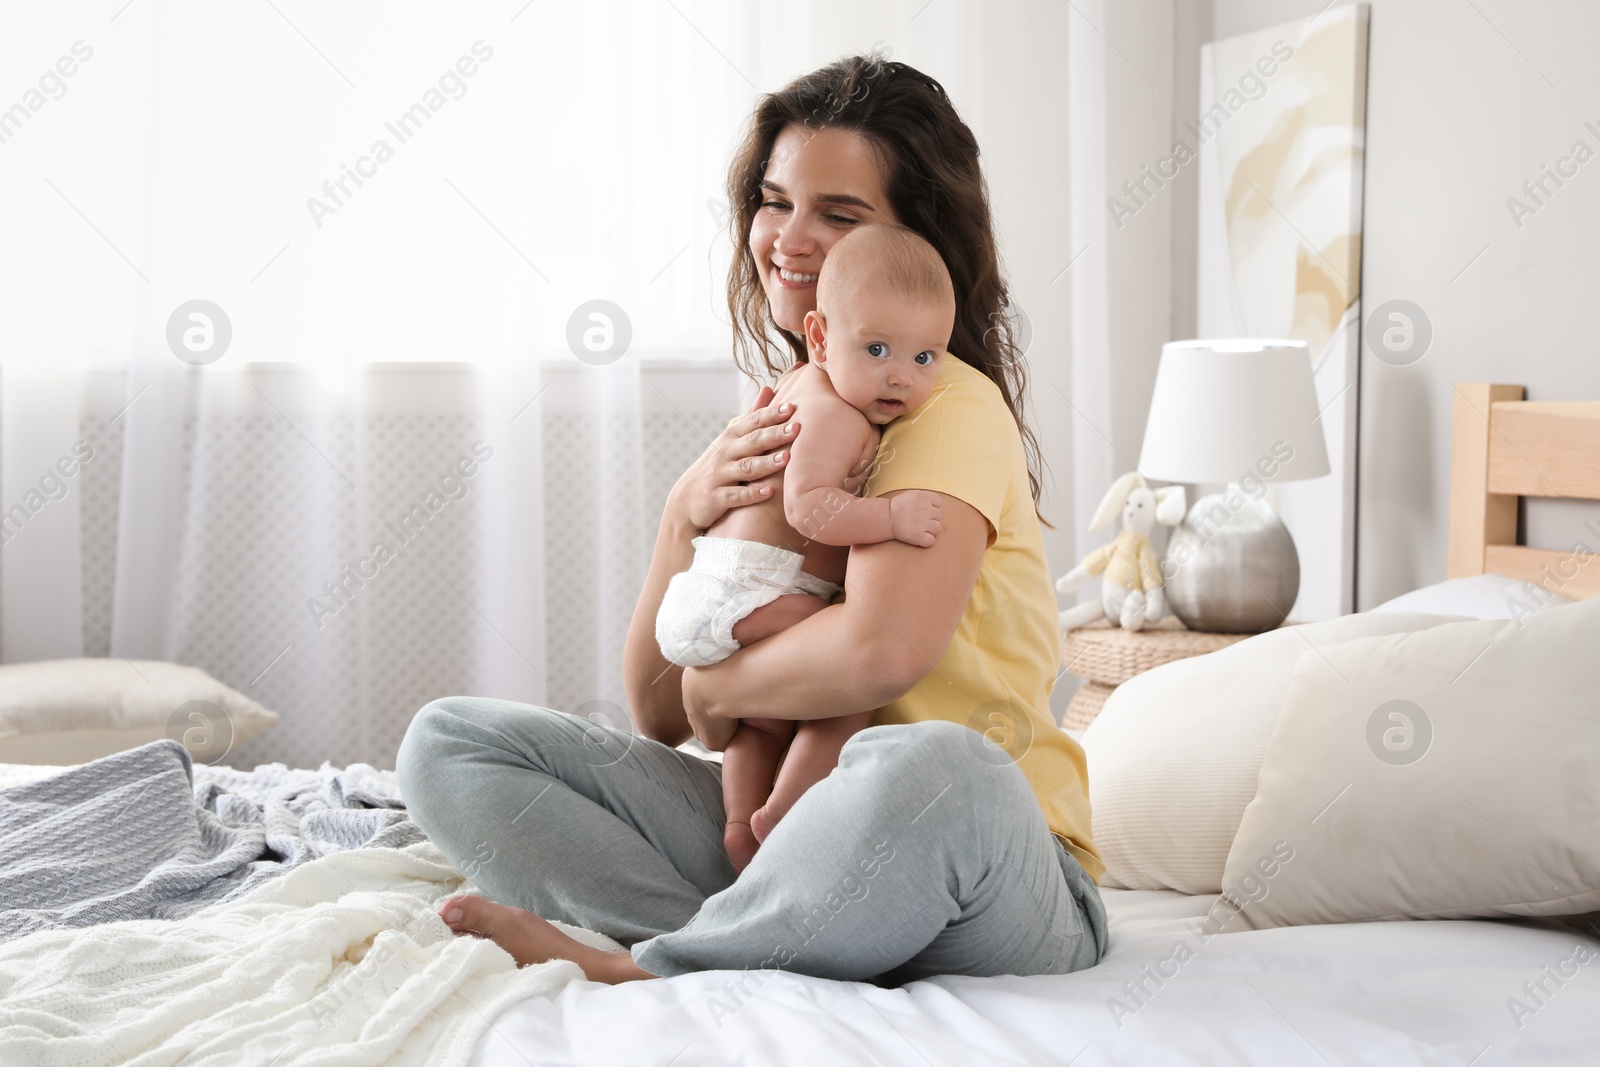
723,51,1052,527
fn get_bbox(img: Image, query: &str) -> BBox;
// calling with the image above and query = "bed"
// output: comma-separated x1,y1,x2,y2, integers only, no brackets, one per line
3,382,1597,1067
1446,382,1600,598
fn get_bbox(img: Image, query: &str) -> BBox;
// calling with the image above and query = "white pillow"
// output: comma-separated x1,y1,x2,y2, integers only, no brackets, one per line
1372,572,1571,619
1221,595,1600,930
1081,611,1465,893
0,659,279,765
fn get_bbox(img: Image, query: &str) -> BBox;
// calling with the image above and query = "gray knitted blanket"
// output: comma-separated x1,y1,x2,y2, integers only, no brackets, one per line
0,739,423,943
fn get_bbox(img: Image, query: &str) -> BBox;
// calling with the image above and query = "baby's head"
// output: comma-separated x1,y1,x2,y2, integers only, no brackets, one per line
802,222,955,427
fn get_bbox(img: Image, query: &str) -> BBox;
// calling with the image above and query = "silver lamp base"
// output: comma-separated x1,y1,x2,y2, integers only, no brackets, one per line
1163,491,1299,634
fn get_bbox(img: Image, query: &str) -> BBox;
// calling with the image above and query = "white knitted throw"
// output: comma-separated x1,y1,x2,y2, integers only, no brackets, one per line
0,840,618,1066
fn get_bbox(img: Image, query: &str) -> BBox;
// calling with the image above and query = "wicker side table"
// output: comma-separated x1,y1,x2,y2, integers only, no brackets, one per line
1060,617,1256,730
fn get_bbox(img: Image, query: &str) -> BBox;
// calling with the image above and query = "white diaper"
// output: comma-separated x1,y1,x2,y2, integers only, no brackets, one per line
656,536,843,668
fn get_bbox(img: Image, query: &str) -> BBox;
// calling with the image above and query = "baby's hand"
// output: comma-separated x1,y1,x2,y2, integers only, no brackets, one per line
889,491,942,547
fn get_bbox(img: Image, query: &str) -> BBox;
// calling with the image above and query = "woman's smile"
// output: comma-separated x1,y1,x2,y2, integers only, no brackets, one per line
748,125,897,333
776,265,819,289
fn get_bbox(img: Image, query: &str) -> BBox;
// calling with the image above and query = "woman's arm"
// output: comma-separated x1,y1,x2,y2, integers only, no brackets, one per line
623,387,801,745
681,490,989,750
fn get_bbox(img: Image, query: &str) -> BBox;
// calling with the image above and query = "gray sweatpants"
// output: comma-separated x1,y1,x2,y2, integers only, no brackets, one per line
395,698,1109,983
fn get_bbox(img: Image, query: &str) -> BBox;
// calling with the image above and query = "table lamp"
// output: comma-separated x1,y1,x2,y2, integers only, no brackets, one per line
1136,339,1330,633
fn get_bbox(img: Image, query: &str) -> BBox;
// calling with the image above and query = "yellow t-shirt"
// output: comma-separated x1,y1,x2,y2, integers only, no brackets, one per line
842,353,1106,884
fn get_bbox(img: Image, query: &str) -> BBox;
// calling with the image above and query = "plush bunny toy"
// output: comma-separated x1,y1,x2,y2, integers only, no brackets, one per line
1056,472,1187,632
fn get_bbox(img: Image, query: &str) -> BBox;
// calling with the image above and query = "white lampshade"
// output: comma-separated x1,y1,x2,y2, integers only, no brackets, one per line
1138,339,1330,485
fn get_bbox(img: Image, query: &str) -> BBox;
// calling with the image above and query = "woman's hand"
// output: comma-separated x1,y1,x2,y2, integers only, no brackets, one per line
624,383,800,745
667,385,798,533
681,665,738,751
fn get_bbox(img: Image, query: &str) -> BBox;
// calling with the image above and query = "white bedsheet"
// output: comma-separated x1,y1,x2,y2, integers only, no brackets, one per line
470,887,1600,1066
10,749,1595,1065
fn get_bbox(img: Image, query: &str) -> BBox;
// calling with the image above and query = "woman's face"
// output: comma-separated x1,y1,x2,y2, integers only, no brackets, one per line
748,123,898,335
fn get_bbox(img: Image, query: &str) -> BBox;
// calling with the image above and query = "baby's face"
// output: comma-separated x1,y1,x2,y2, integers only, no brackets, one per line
808,281,953,427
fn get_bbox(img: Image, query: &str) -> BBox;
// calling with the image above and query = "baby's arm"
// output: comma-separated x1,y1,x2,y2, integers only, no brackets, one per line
784,402,942,548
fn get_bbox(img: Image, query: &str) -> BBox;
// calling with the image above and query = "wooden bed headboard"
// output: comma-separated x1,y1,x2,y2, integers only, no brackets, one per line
1447,383,1600,600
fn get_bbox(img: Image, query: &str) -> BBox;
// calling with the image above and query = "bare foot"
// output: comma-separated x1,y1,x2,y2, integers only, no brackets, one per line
436,893,654,984
724,820,760,872
750,805,777,844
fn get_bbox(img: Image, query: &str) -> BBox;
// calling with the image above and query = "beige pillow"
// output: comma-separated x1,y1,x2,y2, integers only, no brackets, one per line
0,659,279,765
1221,596,1600,930
1082,611,1465,893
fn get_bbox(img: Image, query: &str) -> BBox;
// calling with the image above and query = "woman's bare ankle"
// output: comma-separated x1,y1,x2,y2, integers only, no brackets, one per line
439,894,657,983
582,946,656,984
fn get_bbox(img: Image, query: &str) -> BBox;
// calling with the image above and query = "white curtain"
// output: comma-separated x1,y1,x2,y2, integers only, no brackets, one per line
1066,0,1119,577
0,0,1113,763
1060,0,1186,669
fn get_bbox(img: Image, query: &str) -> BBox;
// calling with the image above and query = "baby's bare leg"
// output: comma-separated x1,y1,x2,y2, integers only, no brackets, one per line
722,589,831,870
750,710,875,843
730,591,830,647
721,717,796,873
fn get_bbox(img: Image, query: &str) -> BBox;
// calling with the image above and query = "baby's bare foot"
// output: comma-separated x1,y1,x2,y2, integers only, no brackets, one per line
724,820,760,872
750,805,777,843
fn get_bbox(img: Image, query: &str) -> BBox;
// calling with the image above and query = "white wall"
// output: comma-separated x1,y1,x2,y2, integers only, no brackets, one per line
1200,0,1600,607
1098,1,1179,482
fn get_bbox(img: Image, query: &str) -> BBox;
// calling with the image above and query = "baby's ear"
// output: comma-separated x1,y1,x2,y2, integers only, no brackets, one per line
804,310,827,363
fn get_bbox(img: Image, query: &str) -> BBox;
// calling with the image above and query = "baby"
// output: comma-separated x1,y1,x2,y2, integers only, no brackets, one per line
656,221,957,871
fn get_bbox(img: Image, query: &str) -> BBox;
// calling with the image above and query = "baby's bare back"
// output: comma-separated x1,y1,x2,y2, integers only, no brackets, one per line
705,363,879,587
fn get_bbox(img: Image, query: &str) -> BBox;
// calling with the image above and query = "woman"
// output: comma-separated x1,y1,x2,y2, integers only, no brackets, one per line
395,53,1109,985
